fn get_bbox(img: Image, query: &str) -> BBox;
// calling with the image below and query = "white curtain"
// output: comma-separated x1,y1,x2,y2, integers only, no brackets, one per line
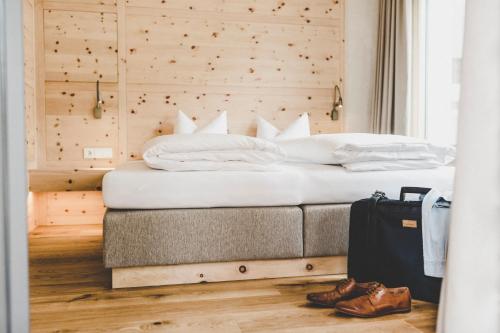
371,0,412,134
437,0,500,332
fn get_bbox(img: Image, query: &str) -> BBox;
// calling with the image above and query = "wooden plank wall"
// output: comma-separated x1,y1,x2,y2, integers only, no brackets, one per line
33,191,106,226
24,0,37,168
28,191,105,228
33,0,345,170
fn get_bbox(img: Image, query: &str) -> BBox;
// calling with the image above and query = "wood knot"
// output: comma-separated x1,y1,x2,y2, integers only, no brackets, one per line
239,265,247,273
306,264,313,271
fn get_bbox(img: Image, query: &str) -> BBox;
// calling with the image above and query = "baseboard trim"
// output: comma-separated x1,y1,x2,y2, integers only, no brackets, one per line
112,256,347,288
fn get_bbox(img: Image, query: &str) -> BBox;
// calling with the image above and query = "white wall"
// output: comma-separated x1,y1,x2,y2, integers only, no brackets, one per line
344,0,380,133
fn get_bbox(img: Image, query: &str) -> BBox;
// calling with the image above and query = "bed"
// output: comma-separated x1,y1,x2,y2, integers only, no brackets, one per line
102,161,455,288
103,161,454,209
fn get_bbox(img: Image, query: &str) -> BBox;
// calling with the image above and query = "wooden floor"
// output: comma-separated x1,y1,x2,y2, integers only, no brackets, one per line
29,225,437,333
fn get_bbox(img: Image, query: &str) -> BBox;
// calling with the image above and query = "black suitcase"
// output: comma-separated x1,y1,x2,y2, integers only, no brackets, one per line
347,187,443,303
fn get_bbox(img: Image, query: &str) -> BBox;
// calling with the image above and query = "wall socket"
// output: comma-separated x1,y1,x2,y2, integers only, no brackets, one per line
83,148,113,159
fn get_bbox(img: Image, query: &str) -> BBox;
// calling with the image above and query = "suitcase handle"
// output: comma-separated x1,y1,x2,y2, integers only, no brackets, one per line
400,187,432,201
365,192,385,279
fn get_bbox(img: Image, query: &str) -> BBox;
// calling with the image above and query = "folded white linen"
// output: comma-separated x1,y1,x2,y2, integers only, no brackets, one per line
326,133,434,152
342,159,443,172
278,133,455,167
142,134,286,171
145,160,282,172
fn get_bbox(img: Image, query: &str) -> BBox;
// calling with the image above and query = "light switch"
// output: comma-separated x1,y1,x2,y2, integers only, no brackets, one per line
84,148,113,159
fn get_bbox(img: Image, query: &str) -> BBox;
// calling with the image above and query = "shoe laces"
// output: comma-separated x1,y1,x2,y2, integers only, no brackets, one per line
335,278,352,292
337,278,350,287
367,283,383,296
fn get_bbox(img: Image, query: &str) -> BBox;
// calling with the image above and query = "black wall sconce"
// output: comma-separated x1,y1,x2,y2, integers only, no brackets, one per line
93,80,103,119
331,85,343,121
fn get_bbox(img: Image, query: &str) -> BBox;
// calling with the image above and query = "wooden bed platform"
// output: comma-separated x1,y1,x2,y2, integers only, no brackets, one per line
112,256,347,288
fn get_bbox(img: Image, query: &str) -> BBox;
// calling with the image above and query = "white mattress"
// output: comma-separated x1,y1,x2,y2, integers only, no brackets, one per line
102,161,455,209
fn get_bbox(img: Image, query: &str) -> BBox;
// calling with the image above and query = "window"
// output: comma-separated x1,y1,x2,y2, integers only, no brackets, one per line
422,0,466,144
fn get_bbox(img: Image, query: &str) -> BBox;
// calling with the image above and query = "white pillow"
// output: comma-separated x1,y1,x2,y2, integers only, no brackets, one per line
174,110,228,134
174,110,198,134
256,116,280,140
256,113,310,141
197,111,227,134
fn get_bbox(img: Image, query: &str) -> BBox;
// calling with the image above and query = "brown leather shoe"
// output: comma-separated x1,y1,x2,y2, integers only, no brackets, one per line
335,283,411,318
306,278,379,307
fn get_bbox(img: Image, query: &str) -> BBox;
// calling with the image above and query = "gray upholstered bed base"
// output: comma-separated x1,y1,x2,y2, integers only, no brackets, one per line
103,204,351,269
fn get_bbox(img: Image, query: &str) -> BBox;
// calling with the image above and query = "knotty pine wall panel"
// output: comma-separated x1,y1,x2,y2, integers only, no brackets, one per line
44,9,118,82
33,191,106,226
45,114,118,166
44,82,119,168
45,191,106,225
29,169,106,192
125,0,344,159
33,0,344,174
24,0,37,168
41,7,119,169
44,0,117,7
25,85,37,166
125,0,342,21
45,82,118,116
126,85,340,159
125,13,341,88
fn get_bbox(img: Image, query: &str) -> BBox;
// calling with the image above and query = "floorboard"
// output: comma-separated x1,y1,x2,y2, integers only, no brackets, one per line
29,225,437,332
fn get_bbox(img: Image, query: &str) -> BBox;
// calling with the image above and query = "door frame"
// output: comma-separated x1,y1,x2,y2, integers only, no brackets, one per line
0,0,30,331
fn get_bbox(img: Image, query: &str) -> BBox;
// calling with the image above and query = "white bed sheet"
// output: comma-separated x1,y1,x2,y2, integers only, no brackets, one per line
102,161,455,209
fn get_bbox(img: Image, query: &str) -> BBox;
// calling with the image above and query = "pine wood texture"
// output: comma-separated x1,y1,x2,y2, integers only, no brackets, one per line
112,256,347,288
32,191,106,226
43,9,118,82
27,192,37,232
30,0,345,182
24,0,37,168
28,192,47,230
29,169,108,191
126,84,341,158
29,225,438,332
